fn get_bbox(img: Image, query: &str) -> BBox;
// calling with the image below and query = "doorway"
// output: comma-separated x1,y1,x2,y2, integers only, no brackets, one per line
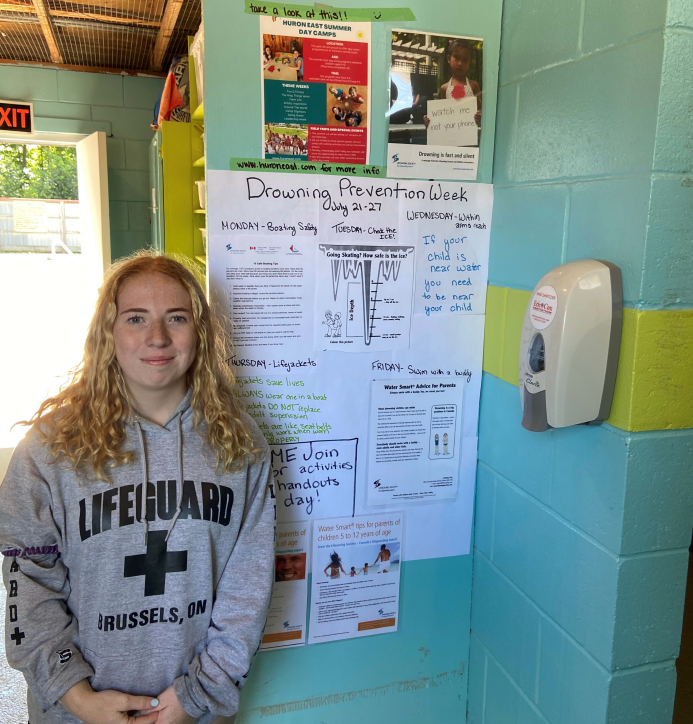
0,131,110,478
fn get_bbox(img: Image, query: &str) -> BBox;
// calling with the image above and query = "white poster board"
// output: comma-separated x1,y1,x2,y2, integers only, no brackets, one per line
208,170,493,562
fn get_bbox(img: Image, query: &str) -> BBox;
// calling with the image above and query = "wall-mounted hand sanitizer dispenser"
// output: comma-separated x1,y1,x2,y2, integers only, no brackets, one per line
519,260,623,432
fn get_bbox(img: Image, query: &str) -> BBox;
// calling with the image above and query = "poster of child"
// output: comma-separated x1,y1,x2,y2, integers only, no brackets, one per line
388,31,482,147
387,31,482,179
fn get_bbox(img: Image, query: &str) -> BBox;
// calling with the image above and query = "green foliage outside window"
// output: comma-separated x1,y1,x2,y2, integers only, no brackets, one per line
0,144,78,200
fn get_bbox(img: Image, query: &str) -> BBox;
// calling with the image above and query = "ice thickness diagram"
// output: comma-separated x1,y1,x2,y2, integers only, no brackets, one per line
317,244,415,352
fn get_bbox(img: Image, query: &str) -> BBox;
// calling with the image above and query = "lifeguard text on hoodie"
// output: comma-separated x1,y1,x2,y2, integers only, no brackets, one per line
0,393,275,724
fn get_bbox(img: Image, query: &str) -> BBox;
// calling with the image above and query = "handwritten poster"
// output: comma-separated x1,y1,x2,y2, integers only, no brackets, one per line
271,439,358,523
260,16,371,165
309,513,402,644
318,176,399,244
400,180,493,317
366,379,465,505
208,170,492,561
261,522,309,650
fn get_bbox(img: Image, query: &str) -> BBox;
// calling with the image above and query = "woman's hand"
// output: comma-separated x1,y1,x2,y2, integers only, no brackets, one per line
150,685,196,724
423,115,430,129
60,679,159,724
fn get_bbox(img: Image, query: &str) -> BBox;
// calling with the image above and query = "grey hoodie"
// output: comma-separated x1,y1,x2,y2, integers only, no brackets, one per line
0,391,274,723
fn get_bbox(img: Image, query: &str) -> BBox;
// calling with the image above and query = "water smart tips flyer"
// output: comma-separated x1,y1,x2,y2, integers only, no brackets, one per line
260,16,371,165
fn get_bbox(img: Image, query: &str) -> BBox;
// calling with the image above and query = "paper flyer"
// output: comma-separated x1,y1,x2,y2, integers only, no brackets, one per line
260,16,371,164
366,379,465,505
211,235,317,363
315,243,415,352
309,513,402,644
387,30,482,180
261,522,309,650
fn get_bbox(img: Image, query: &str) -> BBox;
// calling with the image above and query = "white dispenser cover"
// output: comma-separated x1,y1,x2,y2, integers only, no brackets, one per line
519,260,622,431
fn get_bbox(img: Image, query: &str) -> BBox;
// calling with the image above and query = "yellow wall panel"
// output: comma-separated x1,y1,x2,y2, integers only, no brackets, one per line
483,286,507,379
161,121,193,258
629,310,693,430
501,288,532,383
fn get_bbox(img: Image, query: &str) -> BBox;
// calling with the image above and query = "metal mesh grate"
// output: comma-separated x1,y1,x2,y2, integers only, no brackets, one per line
0,0,200,72
0,8,52,63
162,0,199,70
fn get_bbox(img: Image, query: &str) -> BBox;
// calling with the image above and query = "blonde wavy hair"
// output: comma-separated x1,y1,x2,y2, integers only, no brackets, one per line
24,251,260,481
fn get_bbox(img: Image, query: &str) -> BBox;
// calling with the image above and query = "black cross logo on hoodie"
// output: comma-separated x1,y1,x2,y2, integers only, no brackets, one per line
123,530,187,596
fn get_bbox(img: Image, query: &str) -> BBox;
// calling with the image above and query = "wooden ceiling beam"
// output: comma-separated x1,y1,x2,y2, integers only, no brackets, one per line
149,0,184,71
29,0,63,63
52,9,161,27
0,3,162,27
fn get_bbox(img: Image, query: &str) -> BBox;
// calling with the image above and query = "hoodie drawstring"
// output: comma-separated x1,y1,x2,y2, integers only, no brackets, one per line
133,411,185,546
134,421,149,548
165,415,185,542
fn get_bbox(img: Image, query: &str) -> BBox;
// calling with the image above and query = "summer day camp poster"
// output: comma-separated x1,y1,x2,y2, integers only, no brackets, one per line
387,30,483,180
260,15,371,165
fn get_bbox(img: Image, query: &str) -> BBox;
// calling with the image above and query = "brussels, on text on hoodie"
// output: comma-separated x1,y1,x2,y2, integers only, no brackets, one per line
0,392,275,724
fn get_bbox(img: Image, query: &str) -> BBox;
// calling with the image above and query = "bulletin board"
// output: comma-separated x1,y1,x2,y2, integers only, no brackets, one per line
205,1,500,181
202,0,502,720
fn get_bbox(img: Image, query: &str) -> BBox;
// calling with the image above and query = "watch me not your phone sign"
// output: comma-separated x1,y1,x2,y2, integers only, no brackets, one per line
0,100,34,135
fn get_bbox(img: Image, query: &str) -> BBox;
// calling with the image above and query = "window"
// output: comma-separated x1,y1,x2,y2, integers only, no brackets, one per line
0,143,81,253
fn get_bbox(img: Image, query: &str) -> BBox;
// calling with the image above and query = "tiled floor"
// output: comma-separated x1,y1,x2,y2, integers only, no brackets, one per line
0,585,28,724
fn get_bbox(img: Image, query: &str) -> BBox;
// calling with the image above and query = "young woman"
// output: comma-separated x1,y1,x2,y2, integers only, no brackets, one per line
0,253,275,724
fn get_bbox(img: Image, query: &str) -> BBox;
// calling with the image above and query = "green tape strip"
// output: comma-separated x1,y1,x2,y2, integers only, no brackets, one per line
230,157,387,177
244,1,415,22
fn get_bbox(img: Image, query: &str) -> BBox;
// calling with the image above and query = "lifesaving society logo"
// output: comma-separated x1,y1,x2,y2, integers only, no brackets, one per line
391,152,414,168
287,245,302,255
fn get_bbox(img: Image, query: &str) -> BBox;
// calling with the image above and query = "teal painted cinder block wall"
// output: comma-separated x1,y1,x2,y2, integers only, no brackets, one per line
469,0,693,721
0,66,162,261
203,0,503,721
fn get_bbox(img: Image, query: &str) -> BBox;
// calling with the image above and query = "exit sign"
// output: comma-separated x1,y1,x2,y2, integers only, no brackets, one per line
0,100,34,135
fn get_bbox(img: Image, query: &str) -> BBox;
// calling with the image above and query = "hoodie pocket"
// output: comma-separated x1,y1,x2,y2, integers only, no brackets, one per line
83,635,206,697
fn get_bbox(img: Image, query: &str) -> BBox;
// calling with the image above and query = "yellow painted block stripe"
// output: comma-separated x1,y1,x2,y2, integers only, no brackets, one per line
628,310,693,430
483,286,693,432
483,286,506,379
161,121,194,259
502,288,531,382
